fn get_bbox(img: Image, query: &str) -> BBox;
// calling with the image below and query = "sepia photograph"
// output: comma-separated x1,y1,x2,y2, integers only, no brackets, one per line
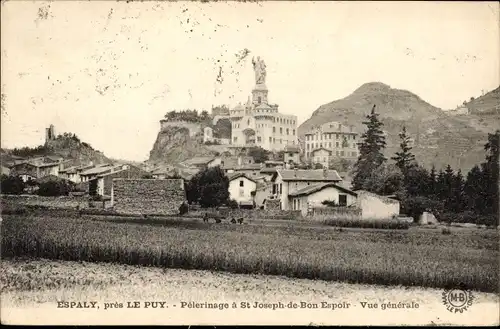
0,0,499,326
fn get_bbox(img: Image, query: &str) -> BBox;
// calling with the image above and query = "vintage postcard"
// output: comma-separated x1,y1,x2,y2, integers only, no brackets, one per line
1,0,499,326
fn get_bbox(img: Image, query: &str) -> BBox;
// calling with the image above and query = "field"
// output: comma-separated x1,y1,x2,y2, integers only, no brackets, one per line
1,258,499,325
2,213,498,293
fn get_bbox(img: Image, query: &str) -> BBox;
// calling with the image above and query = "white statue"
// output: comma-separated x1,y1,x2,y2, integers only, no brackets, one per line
252,56,267,84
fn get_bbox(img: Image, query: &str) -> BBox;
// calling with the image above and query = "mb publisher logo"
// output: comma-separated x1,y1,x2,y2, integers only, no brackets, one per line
442,289,474,313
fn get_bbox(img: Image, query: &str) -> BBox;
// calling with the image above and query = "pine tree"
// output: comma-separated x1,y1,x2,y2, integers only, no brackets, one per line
392,125,416,174
443,165,455,212
451,169,465,213
352,105,387,190
436,169,446,200
427,165,437,197
464,165,485,212
483,130,499,218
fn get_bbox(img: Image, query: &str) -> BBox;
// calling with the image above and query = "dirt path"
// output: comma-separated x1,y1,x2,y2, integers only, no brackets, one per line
1,259,498,326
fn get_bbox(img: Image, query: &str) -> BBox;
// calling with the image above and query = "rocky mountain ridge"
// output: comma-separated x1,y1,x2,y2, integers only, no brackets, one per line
298,82,500,172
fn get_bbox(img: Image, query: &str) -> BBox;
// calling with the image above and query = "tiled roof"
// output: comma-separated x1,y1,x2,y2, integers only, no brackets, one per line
227,172,257,183
260,167,278,174
277,169,342,182
311,147,331,155
80,165,116,176
284,146,300,153
289,183,357,197
221,156,254,169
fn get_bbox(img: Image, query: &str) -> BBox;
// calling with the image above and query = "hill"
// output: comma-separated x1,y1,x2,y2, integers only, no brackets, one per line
464,87,500,115
298,82,500,172
1,133,112,167
148,124,219,166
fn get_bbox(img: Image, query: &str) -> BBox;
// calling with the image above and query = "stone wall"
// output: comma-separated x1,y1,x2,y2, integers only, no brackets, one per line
1,194,89,210
112,179,186,215
264,198,281,210
311,206,361,220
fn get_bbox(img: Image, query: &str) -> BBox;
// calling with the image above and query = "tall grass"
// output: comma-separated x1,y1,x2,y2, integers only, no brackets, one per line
323,218,411,230
1,215,498,292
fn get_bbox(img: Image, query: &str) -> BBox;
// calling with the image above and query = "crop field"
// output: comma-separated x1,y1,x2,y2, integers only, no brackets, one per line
2,258,499,326
1,214,498,292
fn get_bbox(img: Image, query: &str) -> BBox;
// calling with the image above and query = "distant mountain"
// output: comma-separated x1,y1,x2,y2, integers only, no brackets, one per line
298,82,500,172
464,87,500,115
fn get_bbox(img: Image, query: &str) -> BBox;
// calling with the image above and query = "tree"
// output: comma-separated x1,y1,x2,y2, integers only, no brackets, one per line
361,164,404,196
0,175,25,195
352,105,387,190
391,126,416,175
404,165,430,197
38,180,74,196
186,166,229,208
427,165,437,197
442,165,455,212
314,162,324,169
449,169,465,213
248,146,269,163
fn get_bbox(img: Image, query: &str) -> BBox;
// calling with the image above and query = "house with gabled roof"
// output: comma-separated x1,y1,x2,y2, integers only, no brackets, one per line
288,182,357,216
227,172,257,207
270,168,343,210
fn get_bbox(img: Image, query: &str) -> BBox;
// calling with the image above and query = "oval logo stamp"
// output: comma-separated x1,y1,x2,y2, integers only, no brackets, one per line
442,289,474,313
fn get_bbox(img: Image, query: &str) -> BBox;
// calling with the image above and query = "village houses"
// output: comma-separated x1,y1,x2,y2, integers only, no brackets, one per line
227,172,257,208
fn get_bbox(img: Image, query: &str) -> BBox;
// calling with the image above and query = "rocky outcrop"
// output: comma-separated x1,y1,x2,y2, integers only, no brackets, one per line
148,123,219,165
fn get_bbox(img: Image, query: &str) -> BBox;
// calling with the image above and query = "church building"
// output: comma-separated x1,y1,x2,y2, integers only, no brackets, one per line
229,57,298,151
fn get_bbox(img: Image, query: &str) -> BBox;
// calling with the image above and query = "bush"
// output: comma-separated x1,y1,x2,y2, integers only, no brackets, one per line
401,196,443,221
0,175,26,195
37,180,74,196
441,227,452,235
227,199,239,209
179,202,189,215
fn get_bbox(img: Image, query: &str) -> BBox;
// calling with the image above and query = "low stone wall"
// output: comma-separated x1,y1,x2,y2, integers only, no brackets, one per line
188,208,302,220
112,178,186,215
310,206,361,221
264,198,281,210
1,194,89,210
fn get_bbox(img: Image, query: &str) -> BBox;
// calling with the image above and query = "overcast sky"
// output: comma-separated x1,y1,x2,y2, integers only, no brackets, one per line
1,1,498,161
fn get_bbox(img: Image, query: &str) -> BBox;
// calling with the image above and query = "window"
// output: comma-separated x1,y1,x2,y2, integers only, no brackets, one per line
329,142,332,148
353,136,356,140
269,137,272,143
279,183,282,194
293,129,295,135
336,142,339,147
336,134,339,139
280,127,283,134
273,126,276,133
286,128,289,135
339,194,347,206
239,180,244,187
257,136,262,142
258,96,262,103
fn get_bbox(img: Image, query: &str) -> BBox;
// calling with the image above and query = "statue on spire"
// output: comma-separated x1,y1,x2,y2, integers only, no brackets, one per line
252,56,267,85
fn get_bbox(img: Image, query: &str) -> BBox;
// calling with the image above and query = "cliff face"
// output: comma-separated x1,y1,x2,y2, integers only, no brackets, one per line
148,125,217,165
298,82,500,172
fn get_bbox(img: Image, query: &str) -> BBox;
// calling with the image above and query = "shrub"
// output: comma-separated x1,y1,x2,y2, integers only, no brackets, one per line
401,196,444,221
38,180,74,196
179,202,189,215
0,175,26,195
441,227,452,235
227,199,239,209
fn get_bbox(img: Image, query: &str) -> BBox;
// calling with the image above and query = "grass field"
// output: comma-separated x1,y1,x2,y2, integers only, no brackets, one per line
2,213,498,292
2,258,499,326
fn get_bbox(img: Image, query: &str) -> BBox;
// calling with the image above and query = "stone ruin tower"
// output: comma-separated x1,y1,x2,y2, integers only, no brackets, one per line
45,124,56,144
